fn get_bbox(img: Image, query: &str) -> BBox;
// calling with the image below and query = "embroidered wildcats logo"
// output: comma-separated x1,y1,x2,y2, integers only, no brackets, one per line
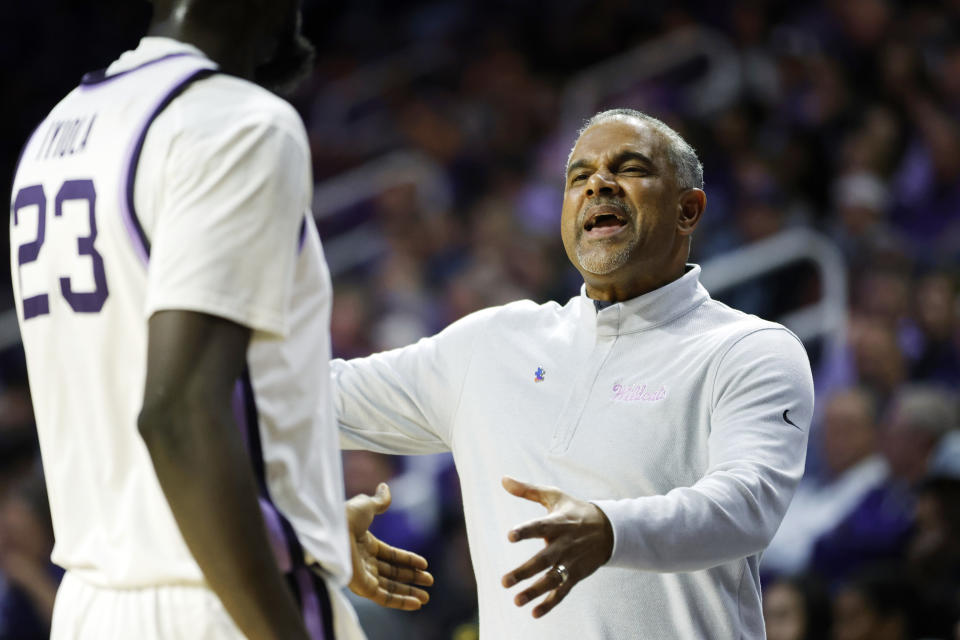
611,383,667,402
534,367,546,382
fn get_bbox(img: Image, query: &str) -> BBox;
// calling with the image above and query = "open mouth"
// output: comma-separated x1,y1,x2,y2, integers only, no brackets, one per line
583,205,629,236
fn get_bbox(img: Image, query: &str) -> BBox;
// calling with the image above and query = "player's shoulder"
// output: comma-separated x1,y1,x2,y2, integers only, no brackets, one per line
171,73,307,143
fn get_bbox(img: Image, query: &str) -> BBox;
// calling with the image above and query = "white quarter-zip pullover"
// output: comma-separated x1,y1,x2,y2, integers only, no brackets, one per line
333,264,813,639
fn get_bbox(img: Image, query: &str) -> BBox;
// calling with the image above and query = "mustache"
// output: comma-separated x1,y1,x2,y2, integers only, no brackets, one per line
578,196,633,225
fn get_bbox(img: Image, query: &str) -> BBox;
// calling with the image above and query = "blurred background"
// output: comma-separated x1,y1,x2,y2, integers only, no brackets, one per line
2,0,960,638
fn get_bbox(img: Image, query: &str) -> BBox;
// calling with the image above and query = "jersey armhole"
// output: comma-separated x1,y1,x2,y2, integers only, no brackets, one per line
122,68,219,267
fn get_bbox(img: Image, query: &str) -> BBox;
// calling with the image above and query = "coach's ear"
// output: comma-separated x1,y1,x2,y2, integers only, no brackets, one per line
677,189,706,236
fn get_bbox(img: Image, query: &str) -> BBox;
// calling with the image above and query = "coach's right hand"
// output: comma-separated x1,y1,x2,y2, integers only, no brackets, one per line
346,483,434,610
501,476,614,619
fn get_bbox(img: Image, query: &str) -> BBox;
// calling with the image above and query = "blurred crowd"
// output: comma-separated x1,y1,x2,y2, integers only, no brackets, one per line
2,0,960,638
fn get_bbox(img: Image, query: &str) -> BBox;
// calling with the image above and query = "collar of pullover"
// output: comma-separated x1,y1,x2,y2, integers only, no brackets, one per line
580,264,710,336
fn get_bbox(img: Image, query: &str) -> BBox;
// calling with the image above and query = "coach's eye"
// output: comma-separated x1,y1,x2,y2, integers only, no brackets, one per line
571,173,589,183
620,165,648,175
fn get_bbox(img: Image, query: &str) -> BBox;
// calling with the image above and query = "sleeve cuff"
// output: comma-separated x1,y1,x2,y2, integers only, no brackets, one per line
592,498,632,569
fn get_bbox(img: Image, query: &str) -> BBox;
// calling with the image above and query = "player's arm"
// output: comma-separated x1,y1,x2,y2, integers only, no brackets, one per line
138,310,309,640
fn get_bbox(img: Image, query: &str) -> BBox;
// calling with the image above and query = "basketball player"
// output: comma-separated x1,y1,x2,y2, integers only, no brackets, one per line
9,1,427,638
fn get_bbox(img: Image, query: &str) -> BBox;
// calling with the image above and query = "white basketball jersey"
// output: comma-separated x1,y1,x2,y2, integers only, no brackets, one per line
10,39,350,591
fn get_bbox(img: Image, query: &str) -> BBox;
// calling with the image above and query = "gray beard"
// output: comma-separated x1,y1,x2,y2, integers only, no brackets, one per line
575,239,636,275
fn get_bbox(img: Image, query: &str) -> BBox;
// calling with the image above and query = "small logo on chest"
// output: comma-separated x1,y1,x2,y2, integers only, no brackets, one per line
611,383,667,402
534,367,546,383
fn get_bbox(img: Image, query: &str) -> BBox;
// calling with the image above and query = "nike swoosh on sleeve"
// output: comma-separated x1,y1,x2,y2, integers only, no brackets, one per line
782,409,801,430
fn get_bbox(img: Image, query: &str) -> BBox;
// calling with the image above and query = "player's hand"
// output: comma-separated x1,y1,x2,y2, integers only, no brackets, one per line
500,476,613,619
345,482,433,610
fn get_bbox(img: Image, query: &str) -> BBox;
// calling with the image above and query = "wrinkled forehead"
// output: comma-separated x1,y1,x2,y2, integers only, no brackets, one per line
568,117,669,169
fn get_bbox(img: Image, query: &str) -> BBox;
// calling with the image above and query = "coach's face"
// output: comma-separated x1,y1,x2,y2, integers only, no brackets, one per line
560,117,703,301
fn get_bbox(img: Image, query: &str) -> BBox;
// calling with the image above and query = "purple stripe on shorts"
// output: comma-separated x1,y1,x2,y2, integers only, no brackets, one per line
296,568,327,640
118,62,216,266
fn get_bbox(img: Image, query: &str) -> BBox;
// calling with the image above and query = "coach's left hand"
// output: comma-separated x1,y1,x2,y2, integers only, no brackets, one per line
501,476,613,618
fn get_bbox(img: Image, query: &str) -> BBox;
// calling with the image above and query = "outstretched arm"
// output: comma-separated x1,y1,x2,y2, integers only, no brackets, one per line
346,482,434,610
333,306,498,455
138,310,308,640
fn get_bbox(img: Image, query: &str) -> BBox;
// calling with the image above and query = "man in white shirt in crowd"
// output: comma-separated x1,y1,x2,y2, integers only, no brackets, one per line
332,108,815,639
10,1,428,638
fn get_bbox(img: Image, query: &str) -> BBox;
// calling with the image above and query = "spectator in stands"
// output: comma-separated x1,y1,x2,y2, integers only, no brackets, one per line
0,464,60,640
906,475,960,638
831,565,915,640
811,385,959,586
882,385,960,482
906,272,960,386
850,315,907,402
829,171,896,268
763,574,831,640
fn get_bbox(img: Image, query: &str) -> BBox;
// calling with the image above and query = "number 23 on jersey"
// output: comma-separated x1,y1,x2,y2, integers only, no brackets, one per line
12,179,109,320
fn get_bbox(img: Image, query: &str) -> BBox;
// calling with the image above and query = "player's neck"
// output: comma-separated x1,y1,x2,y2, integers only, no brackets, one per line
146,20,257,80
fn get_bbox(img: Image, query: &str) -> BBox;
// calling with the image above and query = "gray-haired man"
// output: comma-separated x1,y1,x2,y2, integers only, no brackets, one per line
332,108,814,639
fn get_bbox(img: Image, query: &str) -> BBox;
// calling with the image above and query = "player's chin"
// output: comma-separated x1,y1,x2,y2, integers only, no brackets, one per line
254,34,316,96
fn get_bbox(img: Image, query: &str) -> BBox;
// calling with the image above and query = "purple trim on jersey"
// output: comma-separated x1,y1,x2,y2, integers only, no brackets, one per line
233,383,292,570
313,570,336,640
260,497,294,572
236,372,334,638
233,371,335,640
296,568,326,639
119,66,216,267
79,53,202,87
236,371,306,569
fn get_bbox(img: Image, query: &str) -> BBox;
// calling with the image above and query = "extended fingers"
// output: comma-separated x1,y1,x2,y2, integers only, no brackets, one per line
372,577,430,610
369,537,429,571
375,558,434,586
504,561,576,618
531,579,573,618
507,516,563,543
502,546,554,588
512,568,562,607
501,476,560,509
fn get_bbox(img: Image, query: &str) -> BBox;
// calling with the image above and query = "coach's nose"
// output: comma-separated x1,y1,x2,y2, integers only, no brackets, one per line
585,168,621,197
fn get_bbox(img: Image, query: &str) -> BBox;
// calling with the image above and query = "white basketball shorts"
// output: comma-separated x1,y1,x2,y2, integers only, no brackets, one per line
50,570,366,640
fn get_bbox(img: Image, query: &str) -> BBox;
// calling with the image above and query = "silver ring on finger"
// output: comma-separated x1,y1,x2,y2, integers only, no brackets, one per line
552,563,569,586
